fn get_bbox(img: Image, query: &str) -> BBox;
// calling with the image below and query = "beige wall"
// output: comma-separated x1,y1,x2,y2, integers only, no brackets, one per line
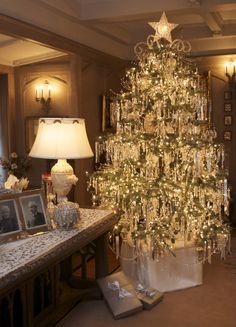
213,76,236,226
12,54,126,206
14,57,73,188
198,57,236,225
77,62,126,205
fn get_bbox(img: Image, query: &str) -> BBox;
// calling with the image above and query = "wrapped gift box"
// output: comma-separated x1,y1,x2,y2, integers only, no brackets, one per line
136,287,164,310
121,241,203,292
97,271,143,319
98,270,131,290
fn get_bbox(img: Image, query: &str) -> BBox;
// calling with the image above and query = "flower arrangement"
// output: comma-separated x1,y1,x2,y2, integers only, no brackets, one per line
0,152,31,179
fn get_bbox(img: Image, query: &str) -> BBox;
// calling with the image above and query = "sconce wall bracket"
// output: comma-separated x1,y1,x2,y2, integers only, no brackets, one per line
35,80,52,113
36,96,51,112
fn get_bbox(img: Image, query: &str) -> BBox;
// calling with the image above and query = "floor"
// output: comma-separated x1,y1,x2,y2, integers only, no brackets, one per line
56,235,236,327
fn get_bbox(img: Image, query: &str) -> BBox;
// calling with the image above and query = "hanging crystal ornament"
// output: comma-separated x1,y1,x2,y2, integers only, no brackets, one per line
89,12,230,264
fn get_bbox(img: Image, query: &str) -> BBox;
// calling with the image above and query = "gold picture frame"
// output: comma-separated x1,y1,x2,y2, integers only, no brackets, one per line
224,115,232,126
224,103,232,112
223,131,232,141
101,95,116,133
224,91,232,101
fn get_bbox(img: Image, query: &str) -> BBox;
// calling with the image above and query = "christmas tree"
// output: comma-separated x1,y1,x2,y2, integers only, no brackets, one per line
89,13,230,262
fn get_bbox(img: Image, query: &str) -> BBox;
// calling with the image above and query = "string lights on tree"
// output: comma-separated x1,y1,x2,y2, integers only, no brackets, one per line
88,13,230,263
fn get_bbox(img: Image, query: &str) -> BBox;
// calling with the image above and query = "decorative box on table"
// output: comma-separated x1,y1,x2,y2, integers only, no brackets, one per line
97,271,143,319
121,241,203,293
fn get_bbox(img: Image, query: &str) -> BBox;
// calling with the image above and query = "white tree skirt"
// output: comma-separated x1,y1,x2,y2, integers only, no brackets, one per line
121,241,203,292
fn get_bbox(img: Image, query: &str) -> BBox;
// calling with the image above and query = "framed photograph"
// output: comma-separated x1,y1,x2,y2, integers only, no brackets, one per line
224,91,232,100
223,131,232,141
19,189,48,233
0,197,22,241
25,116,40,153
224,115,232,126
102,95,116,133
224,103,232,112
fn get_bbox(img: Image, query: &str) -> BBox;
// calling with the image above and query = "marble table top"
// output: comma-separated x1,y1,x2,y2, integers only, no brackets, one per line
0,208,119,292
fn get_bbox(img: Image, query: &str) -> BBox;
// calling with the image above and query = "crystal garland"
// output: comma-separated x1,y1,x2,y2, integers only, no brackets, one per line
88,35,230,263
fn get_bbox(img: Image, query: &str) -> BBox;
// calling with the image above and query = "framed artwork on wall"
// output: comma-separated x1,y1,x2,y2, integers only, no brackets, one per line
224,103,232,112
223,131,232,141
224,115,232,126
224,91,232,100
101,95,116,133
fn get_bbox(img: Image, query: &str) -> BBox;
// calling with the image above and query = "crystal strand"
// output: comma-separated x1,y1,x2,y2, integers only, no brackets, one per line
224,178,227,202
221,147,225,170
95,141,99,164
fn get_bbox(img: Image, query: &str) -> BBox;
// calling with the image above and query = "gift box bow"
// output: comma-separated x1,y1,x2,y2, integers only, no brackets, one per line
108,281,134,299
136,283,157,298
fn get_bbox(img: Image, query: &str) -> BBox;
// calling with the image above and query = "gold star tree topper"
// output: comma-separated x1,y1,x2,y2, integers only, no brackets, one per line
149,12,178,43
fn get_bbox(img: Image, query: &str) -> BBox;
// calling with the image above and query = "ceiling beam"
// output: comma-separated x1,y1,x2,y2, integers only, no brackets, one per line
79,0,236,22
0,13,128,64
189,34,236,56
33,0,82,21
80,0,201,21
92,24,134,45
200,12,222,33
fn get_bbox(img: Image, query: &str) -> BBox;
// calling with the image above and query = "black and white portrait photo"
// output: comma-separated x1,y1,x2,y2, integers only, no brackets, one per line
20,194,47,230
0,199,21,235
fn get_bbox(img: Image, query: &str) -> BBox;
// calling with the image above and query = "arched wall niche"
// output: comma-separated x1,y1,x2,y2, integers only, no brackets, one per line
22,73,70,117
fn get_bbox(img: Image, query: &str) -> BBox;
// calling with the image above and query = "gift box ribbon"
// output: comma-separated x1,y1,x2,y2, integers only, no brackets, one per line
136,283,157,298
108,281,133,299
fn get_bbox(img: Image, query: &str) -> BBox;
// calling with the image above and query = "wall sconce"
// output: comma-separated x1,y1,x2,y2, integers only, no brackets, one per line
225,61,235,83
35,80,52,112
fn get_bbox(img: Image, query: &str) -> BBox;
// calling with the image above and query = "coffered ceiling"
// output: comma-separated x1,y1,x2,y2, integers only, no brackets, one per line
0,0,236,65
31,0,236,59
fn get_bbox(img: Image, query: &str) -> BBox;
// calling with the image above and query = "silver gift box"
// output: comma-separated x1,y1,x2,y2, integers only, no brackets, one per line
97,271,143,319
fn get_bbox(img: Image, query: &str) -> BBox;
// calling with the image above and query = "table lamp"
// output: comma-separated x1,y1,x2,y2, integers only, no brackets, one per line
29,117,94,228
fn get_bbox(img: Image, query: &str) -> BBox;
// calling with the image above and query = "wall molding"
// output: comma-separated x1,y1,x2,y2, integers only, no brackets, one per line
0,14,126,68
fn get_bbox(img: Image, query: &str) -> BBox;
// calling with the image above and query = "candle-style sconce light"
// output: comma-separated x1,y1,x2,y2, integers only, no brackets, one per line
225,60,235,84
35,80,52,112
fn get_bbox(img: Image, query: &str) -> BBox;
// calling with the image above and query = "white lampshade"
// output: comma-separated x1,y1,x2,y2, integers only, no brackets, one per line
29,118,94,159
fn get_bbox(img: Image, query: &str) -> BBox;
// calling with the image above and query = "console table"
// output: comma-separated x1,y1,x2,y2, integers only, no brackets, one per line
0,208,120,327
